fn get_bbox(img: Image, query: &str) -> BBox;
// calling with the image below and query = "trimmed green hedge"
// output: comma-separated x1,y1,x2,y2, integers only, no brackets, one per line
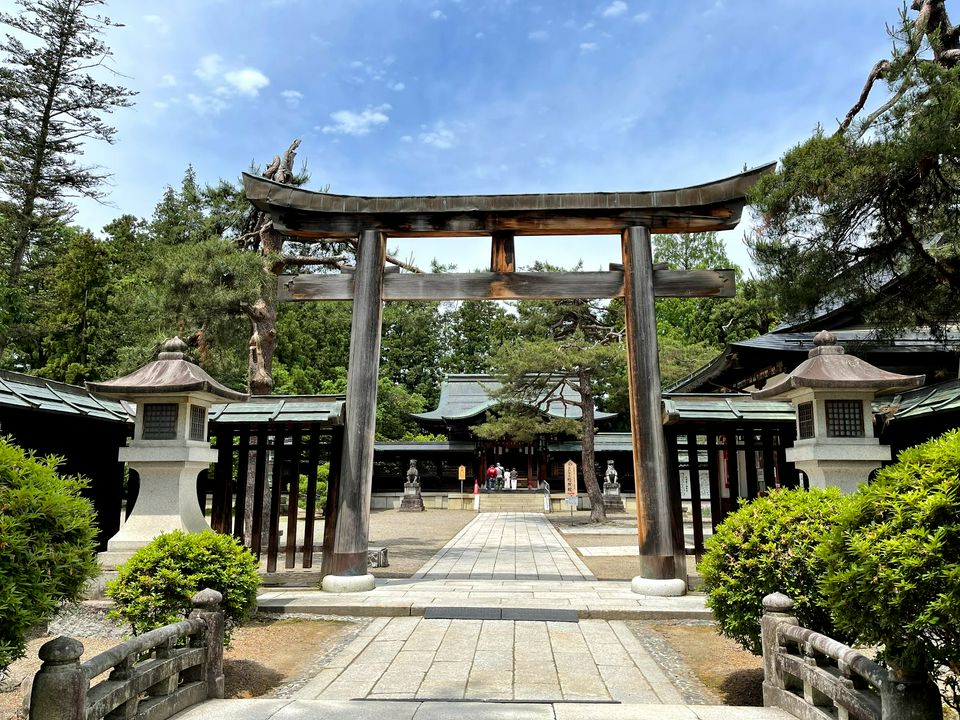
0,437,99,670
107,530,260,640
821,429,960,694
700,487,849,655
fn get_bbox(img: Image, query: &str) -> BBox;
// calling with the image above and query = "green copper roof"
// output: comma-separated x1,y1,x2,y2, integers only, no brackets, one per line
413,374,617,424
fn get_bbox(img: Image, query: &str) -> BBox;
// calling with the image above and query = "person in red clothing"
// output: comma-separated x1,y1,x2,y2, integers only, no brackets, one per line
485,464,497,490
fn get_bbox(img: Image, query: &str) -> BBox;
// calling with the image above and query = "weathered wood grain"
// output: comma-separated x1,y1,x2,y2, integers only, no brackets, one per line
242,163,775,238
326,229,386,578
622,226,687,582
279,269,735,302
490,230,516,272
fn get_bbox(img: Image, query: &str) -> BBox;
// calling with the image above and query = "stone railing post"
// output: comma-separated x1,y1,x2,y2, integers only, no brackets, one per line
761,592,799,705
880,663,944,720
29,637,87,720
189,588,225,699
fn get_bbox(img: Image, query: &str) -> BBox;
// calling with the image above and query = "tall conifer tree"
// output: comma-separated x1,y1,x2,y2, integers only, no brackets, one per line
0,0,134,286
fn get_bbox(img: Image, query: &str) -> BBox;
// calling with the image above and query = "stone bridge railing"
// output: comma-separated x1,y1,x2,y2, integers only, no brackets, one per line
29,589,225,720
761,592,942,720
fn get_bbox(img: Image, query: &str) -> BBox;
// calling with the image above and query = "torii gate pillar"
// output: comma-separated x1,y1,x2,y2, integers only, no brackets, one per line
320,228,385,592
622,226,688,596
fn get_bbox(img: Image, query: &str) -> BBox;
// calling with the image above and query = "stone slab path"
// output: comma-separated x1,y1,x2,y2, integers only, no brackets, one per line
172,513,792,719
257,512,709,619
294,616,684,703
174,699,792,720
413,512,594,580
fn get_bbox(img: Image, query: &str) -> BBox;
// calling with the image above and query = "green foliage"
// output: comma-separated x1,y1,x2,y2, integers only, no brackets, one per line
106,531,260,640
298,464,329,511
820,429,960,693
0,437,99,670
749,6,960,334
700,488,849,655
441,300,520,375
0,0,135,286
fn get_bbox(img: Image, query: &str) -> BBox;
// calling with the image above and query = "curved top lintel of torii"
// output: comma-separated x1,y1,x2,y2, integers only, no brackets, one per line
242,162,776,239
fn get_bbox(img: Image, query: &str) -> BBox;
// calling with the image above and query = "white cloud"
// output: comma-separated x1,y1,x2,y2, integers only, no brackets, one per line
633,11,650,23
194,54,224,82
431,9,447,20
528,29,549,41
579,42,598,52
419,121,457,150
321,104,391,136
390,82,406,91
401,135,413,143
601,1,628,18
159,73,177,87
153,100,169,110
281,89,304,107
144,14,169,34
224,67,270,96
187,93,228,115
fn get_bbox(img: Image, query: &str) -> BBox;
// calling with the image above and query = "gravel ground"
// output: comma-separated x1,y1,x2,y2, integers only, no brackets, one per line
631,621,764,706
547,510,640,580
367,508,475,577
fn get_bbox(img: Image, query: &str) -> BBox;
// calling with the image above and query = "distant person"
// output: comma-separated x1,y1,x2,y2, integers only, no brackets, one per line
486,464,497,491
509,468,518,490
495,463,504,490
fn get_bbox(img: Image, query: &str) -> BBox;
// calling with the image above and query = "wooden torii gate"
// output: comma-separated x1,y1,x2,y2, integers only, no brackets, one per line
243,162,774,592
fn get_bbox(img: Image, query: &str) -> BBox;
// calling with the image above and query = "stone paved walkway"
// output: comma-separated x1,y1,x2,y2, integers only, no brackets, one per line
293,616,683,702
413,513,594,580
172,513,791,719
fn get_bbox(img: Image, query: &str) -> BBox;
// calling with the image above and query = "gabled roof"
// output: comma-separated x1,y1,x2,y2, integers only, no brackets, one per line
0,370,133,423
668,329,960,393
876,378,960,422
412,374,617,424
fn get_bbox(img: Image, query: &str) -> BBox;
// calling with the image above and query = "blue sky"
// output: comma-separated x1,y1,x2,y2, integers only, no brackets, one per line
53,0,900,273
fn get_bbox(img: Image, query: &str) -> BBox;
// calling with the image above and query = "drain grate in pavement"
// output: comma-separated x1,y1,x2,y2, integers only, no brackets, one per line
423,607,578,622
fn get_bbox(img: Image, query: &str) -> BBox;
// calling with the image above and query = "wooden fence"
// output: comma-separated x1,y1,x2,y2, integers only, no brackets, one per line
202,423,344,572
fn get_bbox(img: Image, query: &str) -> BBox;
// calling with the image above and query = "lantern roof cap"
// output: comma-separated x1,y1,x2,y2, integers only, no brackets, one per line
752,330,924,399
86,337,248,403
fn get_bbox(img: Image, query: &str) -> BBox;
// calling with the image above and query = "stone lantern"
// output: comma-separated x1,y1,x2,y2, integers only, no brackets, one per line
88,337,248,567
752,330,923,494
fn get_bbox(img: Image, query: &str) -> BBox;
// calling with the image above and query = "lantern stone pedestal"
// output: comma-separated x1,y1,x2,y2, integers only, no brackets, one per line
88,338,247,569
753,331,923,494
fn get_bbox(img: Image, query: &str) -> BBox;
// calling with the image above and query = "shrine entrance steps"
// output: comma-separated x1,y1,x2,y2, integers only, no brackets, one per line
474,491,552,513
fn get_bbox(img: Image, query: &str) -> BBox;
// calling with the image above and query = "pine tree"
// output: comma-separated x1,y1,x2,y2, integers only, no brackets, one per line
0,0,134,286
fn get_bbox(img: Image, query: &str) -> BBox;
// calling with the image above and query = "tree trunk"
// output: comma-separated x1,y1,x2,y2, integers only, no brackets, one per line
578,369,606,522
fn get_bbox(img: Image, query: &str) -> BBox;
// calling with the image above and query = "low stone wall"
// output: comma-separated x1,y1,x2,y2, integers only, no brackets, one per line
28,590,224,720
370,492,639,512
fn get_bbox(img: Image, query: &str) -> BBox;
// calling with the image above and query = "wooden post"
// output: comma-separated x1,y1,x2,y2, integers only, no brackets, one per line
621,225,687,586
490,230,516,273
323,229,386,586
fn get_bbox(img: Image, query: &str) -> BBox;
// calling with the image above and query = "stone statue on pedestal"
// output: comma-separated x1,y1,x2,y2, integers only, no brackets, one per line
602,459,625,513
400,459,425,512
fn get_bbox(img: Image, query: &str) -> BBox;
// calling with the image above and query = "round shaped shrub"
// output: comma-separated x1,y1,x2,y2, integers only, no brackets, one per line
107,530,260,638
700,487,848,655
0,437,99,670
821,428,960,690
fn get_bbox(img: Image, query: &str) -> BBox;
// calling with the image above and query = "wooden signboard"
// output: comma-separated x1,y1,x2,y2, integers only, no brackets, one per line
458,465,466,480
564,460,578,506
